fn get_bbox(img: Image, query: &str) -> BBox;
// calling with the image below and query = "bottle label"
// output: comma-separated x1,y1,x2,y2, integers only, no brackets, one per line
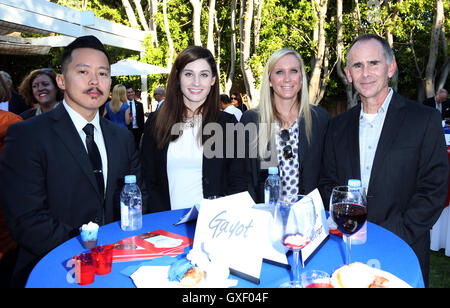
264,188,269,204
121,202,129,228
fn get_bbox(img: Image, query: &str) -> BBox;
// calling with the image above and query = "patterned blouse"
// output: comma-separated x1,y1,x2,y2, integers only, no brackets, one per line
275,120,300,197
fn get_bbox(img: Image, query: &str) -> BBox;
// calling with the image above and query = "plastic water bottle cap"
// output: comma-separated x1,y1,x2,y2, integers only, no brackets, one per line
268,167,278,175
348,179,361,188
124,175,136,184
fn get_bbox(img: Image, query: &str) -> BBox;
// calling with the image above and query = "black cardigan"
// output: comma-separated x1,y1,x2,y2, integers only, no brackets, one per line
141,111,243,213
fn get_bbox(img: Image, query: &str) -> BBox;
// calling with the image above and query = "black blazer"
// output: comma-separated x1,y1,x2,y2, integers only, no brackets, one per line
319,91,448,283
141,111,241,213
239,105,329,203
8,91,29,115
127,100,145,131
423,97,450,119
0,103,145,286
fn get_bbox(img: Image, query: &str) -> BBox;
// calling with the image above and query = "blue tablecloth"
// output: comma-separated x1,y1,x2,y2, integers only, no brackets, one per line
26,209,424,288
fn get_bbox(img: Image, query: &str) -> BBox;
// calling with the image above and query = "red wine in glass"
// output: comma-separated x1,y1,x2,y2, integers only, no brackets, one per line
331,202,367,236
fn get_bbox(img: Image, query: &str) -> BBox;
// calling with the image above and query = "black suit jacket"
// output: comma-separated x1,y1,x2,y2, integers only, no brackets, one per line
8,91,29,115
127,100,145,142
0,103,145,286
239,105,329,203
141,111,242,213
319,91,448,284
423,96,450,119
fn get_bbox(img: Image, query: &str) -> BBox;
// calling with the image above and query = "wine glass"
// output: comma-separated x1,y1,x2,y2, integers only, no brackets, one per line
272,194,316,288
330,185,367,265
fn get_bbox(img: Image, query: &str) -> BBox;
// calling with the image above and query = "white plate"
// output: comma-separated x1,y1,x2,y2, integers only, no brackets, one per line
331,263,412,288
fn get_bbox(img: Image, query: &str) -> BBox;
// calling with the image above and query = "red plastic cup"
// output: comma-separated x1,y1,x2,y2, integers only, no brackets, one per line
72,252,96,285
90,244,114,275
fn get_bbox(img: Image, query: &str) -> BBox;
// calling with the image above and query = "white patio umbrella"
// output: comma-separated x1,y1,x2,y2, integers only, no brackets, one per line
110,59,169,76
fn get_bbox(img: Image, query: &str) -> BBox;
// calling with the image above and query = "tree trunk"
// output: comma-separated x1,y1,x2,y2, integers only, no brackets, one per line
436,21,449,90
215,12,222,92
253,0,263,51
162,0,174,70
148,0,159,47
240,0,258,107
82,0,89,11
206,0,216,56
121,0,139,28
308,0,328,106
336,0,355,109
190,0,203,46
225,0,237,95
384,0,399,91
425,0,444,97
133,0,149,31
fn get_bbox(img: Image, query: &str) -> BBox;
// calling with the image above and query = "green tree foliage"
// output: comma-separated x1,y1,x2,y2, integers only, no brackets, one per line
8,0,448,106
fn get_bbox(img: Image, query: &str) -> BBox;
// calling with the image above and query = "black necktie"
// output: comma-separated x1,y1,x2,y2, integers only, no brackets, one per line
83,124,104,196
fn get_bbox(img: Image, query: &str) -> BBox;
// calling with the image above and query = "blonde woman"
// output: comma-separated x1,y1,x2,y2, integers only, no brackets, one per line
104,84,131,128
239,48,329,202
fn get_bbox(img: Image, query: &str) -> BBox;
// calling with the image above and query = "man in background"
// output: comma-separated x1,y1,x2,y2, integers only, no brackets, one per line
126,86,145,147
220,93,242,121
423,88,449,119
0,71,29,115
154,87,165,110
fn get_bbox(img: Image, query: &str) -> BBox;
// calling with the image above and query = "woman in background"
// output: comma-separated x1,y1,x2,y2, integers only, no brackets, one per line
104,84,131,128
141,46,242,212
0,73,22,287
239,48,329,202
231,92,247,112
18,69,63,120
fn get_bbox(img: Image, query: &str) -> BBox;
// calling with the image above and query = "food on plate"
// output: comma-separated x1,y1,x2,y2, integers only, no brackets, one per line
168,258,205,287
331,262,390,288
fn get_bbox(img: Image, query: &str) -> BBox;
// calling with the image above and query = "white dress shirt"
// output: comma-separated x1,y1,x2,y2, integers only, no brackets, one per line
128,100,138,129
63,100,108,190
359,88,393,192
223,104,243,121
0,100,9,111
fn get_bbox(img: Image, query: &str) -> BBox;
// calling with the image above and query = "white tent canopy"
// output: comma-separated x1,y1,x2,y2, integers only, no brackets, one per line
0,0,157,112
111,59,169,77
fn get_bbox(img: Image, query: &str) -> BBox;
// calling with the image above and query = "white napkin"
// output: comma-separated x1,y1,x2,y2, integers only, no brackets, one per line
130,265,238,288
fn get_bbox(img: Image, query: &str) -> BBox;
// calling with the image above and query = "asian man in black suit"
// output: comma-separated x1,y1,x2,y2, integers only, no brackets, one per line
319,34,448,287
0,36,146,287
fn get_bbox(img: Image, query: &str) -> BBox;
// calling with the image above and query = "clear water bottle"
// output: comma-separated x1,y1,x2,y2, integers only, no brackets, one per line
264,167,281,204
120,175,142,231
347,179,367,245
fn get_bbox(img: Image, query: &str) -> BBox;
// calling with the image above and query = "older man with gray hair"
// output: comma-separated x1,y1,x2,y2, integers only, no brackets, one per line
154,87,165,110
423,88,449,119
319,33,448,287
0,71,29,115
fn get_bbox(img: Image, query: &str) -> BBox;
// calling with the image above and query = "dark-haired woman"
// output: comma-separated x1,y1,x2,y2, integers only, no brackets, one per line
141,46,242,212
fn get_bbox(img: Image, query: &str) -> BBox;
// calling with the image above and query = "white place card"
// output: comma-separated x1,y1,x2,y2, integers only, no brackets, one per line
174,192,256,225
301,189,330,265
192,194,267,284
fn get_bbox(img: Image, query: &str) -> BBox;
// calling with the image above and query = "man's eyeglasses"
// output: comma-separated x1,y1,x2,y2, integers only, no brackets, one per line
280,129,293,159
